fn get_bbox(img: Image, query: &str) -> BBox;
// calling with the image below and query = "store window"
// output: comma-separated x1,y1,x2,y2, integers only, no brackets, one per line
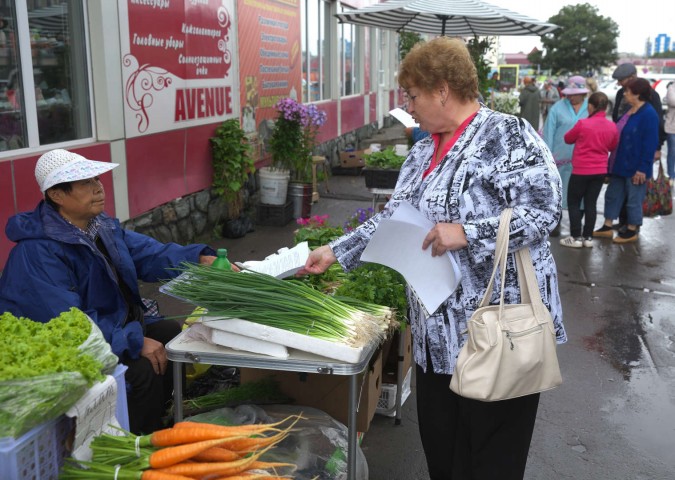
0,1,91,154
338,6,360,97
301,0,329,103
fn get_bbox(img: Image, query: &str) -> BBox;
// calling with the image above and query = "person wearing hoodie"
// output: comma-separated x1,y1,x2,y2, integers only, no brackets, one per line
518,76,541,130
0,149,218,434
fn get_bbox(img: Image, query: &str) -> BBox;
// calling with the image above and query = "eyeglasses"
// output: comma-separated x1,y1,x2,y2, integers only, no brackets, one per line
403,92,418,104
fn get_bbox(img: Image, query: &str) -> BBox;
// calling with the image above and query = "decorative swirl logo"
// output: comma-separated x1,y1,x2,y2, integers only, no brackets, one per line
123,54,172,133
217,1,232,77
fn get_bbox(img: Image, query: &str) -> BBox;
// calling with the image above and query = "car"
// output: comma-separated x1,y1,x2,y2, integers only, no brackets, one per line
599,80,621,113
648,74,675,111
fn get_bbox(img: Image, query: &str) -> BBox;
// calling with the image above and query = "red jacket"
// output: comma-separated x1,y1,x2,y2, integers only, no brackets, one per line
564,113,619,175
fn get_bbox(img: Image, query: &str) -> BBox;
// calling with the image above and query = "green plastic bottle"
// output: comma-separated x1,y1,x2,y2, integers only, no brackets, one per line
212,248,232,270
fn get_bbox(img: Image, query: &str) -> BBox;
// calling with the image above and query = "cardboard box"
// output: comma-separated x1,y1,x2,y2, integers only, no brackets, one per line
239,348,383,432
381,325,412,385
339,149,367,168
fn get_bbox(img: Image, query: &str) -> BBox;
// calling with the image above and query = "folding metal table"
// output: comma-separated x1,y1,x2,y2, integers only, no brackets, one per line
166,329,379,480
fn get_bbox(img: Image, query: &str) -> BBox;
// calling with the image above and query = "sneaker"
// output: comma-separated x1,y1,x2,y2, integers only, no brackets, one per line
612,223,625,231
582,237,594,248
560,236,583,248
613,229,638,244
593,225,614,238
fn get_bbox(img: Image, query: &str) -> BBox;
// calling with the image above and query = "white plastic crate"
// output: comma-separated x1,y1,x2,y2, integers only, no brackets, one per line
375,366,412,417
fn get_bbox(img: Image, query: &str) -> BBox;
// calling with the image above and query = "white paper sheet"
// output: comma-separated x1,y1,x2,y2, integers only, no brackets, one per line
238,241,310,278
388,107,419,128
360,202,461,315
66,375,123,460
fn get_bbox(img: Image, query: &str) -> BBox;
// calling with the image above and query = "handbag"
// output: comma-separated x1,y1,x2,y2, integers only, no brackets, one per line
643,162,672,217
449,209,562,401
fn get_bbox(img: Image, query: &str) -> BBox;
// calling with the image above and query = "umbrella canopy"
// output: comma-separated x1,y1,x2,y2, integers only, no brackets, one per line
335,0,558,37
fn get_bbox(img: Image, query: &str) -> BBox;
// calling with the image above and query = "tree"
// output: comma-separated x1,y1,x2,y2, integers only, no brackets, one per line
466,36,494,100
534,3,619,75
399,31,423,60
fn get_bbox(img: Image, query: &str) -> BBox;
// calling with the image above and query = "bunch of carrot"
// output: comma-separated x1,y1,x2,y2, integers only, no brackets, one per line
59,415,302,479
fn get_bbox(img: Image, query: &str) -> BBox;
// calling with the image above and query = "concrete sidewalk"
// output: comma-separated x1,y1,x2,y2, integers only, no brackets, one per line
144,124,675,480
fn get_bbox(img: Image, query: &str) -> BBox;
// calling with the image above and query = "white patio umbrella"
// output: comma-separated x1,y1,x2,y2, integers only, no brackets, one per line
335,0,558,37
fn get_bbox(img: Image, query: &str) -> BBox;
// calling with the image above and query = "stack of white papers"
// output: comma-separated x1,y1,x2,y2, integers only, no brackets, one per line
360,201,461,315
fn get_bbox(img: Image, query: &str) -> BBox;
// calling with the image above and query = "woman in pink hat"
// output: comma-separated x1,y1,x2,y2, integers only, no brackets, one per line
543,76,590,236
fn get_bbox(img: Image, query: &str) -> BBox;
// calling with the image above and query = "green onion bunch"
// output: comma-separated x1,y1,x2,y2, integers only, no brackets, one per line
165,263,394,347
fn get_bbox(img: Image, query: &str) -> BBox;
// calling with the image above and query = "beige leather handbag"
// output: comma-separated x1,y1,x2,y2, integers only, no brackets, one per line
449,208,562,401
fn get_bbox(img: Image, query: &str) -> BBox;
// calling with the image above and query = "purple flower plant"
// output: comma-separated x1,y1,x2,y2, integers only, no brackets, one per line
343,207,375,232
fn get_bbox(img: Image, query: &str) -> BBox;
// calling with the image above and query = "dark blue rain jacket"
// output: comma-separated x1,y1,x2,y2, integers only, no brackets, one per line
0,201,210,360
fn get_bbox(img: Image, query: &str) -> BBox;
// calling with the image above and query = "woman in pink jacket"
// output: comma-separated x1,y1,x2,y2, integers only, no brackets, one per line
560,92,619,248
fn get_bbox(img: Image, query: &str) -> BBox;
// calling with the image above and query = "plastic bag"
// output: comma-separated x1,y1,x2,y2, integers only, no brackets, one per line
80,317,119,374
0,371,88,438
186,404,368,480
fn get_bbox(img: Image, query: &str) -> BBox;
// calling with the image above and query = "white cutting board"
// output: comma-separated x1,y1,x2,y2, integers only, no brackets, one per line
201,317,368,364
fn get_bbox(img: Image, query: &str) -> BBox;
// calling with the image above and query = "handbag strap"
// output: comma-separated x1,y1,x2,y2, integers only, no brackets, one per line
478,209,548,319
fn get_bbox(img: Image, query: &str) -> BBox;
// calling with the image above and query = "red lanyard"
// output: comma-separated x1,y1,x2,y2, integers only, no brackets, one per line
423,112,477,179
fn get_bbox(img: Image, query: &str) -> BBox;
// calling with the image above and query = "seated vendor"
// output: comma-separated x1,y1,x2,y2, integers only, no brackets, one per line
0,149,218,434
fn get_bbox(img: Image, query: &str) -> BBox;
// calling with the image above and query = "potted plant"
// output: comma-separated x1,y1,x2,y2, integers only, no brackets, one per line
267,97,327,218
362,147,406,189
210,118,256,238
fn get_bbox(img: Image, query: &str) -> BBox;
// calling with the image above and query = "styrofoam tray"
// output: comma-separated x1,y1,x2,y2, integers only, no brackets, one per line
201,317,368,364
210,329,290,359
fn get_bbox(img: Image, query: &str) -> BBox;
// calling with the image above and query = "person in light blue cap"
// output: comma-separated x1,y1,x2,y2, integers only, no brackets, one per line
543,75,589,235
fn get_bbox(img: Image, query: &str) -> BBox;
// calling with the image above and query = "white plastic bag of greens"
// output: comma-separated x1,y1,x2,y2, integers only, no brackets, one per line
80,313,119,374
185,404,369,480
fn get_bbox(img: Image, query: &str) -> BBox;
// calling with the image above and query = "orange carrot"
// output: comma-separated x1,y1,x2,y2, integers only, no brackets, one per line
148,437,238,469
223,427,290,452
147,428,251,447
191,446,242,462
248,460,296,470
141,471,195,480
156,446,270,477
172,419,286,433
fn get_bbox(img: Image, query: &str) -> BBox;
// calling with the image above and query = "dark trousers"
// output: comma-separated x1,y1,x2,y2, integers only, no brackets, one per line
416,359,539,480
567,174,605,238
124,319,181,434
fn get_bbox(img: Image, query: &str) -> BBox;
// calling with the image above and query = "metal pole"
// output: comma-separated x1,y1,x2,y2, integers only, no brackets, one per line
347,374,358,480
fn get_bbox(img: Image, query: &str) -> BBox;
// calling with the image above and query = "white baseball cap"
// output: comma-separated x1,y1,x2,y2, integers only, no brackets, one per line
35,149,119,193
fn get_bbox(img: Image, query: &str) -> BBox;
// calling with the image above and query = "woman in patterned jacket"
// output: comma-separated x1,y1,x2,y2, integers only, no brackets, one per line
301,37,565,480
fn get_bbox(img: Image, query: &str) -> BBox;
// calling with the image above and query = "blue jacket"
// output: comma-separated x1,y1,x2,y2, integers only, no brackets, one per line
0,201,210,360
612,103,660,178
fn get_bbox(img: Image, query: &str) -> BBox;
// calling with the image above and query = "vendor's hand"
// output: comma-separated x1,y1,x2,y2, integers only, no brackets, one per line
141,337,168,375
297,245,337,275
632,171,647,185
199,254,240,271
422,223,468,257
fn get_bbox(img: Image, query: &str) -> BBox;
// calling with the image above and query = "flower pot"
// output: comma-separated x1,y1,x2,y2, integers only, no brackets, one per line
259,167,290,205
288,182,313,219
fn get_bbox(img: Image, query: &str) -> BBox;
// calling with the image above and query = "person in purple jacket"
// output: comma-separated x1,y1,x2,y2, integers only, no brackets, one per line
593,78,660,243
0,149,217,434
559,92,619,248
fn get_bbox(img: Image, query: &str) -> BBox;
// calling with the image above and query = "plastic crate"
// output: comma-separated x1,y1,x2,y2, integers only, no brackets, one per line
256,201,293,226
0,415,74,480
112,364,130,431
363,168,400,189
375,366,412,417
0,365,129,480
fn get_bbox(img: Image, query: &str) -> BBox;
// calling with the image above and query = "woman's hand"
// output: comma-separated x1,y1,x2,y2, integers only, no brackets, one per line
297,245,337,275
422,223,468,257
632,171,647,185
141,337,168,375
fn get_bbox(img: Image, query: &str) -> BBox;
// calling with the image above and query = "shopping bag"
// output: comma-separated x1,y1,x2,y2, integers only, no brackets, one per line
643,163,672,217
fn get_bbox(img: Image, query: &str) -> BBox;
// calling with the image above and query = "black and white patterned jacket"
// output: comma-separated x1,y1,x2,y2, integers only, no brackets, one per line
330,106,566,374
